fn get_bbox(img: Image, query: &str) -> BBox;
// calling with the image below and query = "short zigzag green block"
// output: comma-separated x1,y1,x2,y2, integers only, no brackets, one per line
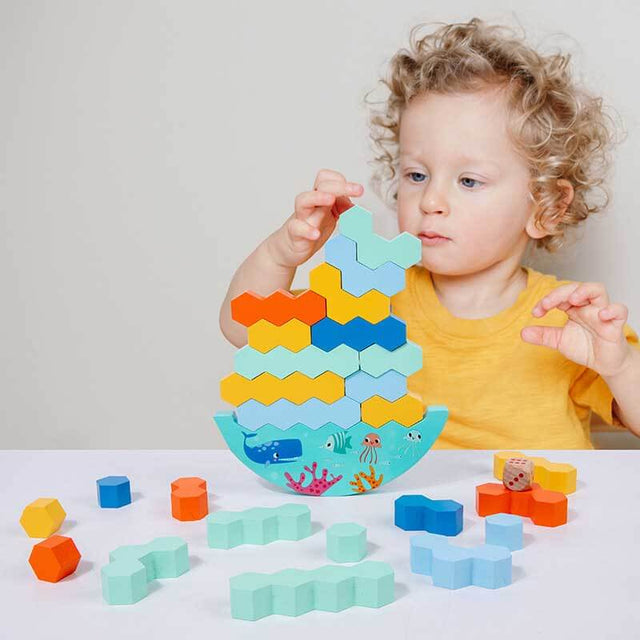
327,523,367,563
207,503,311,549
229,561,395,620
101,536,189,605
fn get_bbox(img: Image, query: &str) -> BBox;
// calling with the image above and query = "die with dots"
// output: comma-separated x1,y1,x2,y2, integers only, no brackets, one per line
502,457,534,491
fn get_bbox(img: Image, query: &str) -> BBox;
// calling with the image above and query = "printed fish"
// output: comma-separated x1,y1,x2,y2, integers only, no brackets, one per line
322,432,352,455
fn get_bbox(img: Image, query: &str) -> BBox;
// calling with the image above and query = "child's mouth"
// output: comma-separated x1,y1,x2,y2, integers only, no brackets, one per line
418,232,450,246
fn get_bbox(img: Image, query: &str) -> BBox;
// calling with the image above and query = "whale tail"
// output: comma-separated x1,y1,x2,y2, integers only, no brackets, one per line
242,432,257,442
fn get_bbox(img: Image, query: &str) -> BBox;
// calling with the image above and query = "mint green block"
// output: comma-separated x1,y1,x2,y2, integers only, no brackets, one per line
207,512,245,549
229,573,273,621
353,562,395,608
359,342,423,377
229,561,395,620
271,569,316,616
312,566,355,612
207,503,311,549
147,537,190,578
101,560,148,605
327,523,367,563
109,544,156,581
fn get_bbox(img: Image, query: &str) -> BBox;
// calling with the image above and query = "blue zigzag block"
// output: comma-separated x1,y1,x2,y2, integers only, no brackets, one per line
325,235,405,296
394,495,463,536
345,370,407,402
311,316,406,352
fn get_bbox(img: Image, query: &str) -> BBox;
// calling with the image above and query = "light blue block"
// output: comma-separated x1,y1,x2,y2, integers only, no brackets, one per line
325,234,406,296
471,544,512,589
235,397,361,430
345,370,407,402
485,513,523,551
360,343,423,377
410,533,449,575
431,546,473,590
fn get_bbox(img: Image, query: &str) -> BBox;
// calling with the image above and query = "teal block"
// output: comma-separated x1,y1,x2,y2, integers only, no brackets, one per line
207,503,311,549
485,513,523,551
235,397,361,430
234,344,360,379
360,342,423,377
338,205,421,269
229,561,395,620
101,559,148,605
326,523,367,563
101,536,190,605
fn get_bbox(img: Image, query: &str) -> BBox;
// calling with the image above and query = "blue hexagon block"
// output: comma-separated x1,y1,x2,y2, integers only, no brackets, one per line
311,316,406,352
97,475,131,509
394,494,463,536
345,370,407,402
325,235,406,296
338,205,421,269
485,513,523,551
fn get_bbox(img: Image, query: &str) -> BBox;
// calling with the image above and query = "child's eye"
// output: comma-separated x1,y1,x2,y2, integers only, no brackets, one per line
406,171,426,183
460,177,483,188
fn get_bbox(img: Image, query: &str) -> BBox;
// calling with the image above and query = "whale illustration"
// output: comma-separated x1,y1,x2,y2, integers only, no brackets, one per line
242,432,303,466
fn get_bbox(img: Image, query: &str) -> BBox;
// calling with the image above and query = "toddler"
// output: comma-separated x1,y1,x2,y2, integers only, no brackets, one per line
219,18,640,449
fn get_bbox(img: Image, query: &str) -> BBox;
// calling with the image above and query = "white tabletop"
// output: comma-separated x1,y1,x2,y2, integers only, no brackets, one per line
2,449,639,639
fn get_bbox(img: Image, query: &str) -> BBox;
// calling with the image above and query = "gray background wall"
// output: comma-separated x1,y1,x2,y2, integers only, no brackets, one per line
1,0,638,449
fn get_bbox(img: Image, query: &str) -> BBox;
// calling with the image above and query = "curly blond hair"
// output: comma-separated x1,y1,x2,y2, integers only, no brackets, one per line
365,17,624,252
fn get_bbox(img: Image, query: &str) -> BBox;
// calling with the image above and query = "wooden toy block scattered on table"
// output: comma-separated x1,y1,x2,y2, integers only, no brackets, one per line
485,513,523,550
207,503,311,549
101,536,189,605
502,457,534,491
231,289,326,327
234,344,359,379
171,476,208,521
311,316,406,351
395,495,463,536
96,475,131,508
229,561,394,620
326,523,367,563
29,535,81,582
493,451,577,494
476,482,567,527
410,532,511,590
20,498,66,538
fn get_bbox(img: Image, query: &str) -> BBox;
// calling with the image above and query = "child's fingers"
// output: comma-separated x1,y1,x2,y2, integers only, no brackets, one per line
598,303,628,327
567,282,609,308
520,325,563,350
288,216,321,242
531,282,609,317
294,190,335,220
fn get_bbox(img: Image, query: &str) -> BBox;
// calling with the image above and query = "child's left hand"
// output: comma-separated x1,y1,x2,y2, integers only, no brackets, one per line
521,281,632,378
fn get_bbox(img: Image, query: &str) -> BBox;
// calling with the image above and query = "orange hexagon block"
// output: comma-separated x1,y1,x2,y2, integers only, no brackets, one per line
29,535,81,582
20,498,66,538
171,477,209,521
476,482,567,527
231,290,326,327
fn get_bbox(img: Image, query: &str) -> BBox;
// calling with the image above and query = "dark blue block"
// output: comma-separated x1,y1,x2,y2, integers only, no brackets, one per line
394,494,463,536
311,316,406,352
97,475,132,508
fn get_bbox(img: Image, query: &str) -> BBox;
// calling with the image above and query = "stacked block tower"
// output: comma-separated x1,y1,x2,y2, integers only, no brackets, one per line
215,205,448,496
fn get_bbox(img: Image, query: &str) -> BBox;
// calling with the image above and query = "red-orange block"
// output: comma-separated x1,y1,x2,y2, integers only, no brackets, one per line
28,535,81,582
476,482,567,527
231,289,326,327
171,477,209,521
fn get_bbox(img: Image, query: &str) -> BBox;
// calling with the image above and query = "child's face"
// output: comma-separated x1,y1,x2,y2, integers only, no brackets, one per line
397,86,538,276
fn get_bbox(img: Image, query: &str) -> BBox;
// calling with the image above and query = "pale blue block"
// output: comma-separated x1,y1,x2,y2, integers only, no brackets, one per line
485,513,523,551
345,370,407,402
409,533,449,575
471,544,512,589
431,546,473,590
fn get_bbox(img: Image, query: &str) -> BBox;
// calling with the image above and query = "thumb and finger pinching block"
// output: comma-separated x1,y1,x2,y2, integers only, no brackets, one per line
97,476,131,508
394,494,463,536
29,535,81,582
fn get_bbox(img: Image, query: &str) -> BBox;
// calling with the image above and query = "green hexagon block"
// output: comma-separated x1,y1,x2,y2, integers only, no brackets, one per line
326,523,367,563
359,342,423,377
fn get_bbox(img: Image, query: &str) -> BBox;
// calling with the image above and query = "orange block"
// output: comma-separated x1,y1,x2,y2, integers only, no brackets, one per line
28,535,81,582
231,289,326,327
171,477,209,521
476,482,567,527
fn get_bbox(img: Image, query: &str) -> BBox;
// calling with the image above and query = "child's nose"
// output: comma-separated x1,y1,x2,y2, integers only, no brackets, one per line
419,180,449,215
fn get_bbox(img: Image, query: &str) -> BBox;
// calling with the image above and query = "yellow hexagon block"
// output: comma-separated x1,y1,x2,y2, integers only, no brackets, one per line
221,371,345,406
309,263,390,323
20,498,66,538
247,319,311,353
361,394,424,428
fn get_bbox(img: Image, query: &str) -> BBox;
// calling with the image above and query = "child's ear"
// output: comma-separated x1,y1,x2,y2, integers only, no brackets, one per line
525,179,575,239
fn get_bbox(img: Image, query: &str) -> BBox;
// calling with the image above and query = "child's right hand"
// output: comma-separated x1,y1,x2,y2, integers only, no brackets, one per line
267,169,364,268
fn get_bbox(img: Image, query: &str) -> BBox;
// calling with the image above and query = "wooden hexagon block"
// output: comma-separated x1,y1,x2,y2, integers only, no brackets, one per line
171,477,208,521
20,498,66,538
29,535,81,582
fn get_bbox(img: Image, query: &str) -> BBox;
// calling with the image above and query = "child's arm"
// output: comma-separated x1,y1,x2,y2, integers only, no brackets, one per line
219,170,363,347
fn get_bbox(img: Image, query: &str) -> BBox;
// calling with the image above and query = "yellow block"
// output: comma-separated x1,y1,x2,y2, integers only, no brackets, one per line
20,498,66,538
221,371,345,406
247,319,311,353
493,451,577,494
361,394,424,428
309,263,390,323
